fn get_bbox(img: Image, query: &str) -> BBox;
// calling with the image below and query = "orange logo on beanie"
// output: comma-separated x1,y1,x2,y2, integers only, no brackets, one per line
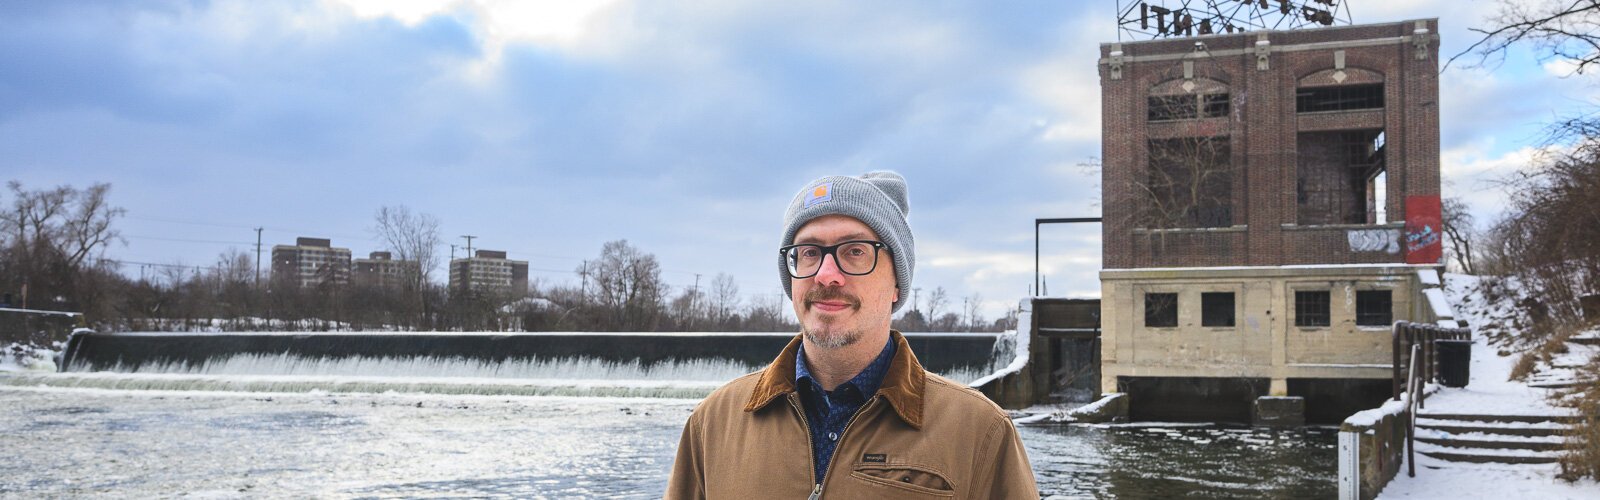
804,182,833,208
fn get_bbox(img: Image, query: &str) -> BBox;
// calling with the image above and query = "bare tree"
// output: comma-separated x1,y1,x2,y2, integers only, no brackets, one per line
924,286,948,324
1450,0,1600,74
709,273,739,325
586,240,666,331
1136,136,1233,229
371,205,442,288
1452,1,1600,143
1441,197,1479,274
1494,141,1600,323
963,293,984,332
0,181,125,312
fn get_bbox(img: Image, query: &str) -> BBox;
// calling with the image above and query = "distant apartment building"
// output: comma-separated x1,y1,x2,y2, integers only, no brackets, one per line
271,237,352,288
353,251,421,289
449,250,528,296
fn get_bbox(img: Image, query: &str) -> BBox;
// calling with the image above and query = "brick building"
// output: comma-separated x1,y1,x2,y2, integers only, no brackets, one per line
271,237,352,288
353,251,421,289
448,250,529,296
1096,19,1450,423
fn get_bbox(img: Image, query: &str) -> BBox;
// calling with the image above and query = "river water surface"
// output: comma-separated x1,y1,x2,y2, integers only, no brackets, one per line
0,385,1335,498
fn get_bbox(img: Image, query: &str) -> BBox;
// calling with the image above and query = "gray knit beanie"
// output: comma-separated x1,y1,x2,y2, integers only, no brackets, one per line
779,171,914,312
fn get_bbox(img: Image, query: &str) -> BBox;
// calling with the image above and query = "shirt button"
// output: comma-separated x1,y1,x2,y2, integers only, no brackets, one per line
828,432,838,441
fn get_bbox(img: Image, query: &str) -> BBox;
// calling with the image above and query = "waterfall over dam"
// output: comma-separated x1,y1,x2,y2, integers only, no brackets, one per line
33,331,1013,398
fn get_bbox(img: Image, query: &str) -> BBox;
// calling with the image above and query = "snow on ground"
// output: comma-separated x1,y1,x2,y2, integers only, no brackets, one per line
1379,467,1599,499
1,342,59,373
1377,275,1600,499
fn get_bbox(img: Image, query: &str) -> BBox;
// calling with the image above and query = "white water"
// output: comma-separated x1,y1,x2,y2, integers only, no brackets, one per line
86,354,762,382
40,344,1008,397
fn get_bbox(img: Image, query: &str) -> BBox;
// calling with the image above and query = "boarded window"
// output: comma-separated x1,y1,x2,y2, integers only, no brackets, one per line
1148,93,1229,121
1201,292,1235,327
1145,293,1178,327
1297,130,1385,225
1297,84,1384,113
1147,137,1233,228
1356,290,1393,326
1295,291,1331,327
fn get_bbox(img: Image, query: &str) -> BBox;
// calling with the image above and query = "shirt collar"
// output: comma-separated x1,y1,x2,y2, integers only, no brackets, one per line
745,331,927,429
794,335,897,399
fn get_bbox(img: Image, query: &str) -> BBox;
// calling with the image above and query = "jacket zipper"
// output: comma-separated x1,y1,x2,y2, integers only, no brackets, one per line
811,395,881,500
786,394,821,498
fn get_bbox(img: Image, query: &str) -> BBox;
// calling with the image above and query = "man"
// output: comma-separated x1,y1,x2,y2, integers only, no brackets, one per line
666,171,1037,499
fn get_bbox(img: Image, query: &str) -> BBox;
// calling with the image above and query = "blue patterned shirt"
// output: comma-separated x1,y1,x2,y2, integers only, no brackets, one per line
793,336,897,484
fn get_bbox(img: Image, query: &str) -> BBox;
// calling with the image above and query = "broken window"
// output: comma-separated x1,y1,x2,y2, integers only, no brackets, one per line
1202,94,1230,118
1297,129,1385,225
1146,136,1233,228
1356,290,1393,326
1201,292,1235,327
1295,291,1331,327
1297,84,1384,113
1145,292,1178,327
1148,93,1229,121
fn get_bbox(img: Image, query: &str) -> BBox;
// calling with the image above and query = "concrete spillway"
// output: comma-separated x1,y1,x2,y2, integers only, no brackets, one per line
42,331,1009,398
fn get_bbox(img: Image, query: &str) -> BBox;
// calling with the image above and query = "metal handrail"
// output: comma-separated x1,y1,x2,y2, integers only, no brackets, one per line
1406,343,1420,478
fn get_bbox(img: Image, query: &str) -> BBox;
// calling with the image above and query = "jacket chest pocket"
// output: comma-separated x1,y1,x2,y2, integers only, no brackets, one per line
848,464,955,497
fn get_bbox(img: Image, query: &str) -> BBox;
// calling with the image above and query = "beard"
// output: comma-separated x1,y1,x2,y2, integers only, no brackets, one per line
801,286,863,349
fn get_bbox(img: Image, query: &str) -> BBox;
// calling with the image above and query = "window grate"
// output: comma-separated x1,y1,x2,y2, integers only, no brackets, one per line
1295,291,1331,327
1356,290,1393,326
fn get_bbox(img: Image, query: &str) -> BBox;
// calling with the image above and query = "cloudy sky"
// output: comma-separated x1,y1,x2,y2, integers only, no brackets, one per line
1,0,1589,321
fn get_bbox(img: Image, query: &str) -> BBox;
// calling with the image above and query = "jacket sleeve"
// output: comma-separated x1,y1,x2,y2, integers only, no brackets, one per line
663,409,706,500
971,416,1039,499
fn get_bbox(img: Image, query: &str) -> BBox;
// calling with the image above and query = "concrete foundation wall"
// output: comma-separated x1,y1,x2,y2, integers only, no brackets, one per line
1101,265,1433,398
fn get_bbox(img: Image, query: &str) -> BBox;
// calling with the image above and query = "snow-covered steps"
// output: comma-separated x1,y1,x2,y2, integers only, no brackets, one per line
1415,417,1569,438
1414,442,1565,465
1411,412,1579,465
1415,413,1581,425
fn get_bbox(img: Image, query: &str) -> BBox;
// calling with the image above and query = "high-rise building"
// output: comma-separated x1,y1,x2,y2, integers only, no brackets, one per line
353,251,421,289
1096,19,1445,422
271,237,352,288
448,250,528,296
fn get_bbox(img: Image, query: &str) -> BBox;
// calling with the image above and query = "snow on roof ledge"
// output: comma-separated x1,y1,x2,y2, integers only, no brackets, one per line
1416,269,1441,287
1423,288,1455,319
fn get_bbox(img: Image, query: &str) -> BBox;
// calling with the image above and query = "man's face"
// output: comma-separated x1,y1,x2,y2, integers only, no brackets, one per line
790,214,899,350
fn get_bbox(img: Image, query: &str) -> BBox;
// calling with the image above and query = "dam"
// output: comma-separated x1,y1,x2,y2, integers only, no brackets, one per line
32,330,1012,398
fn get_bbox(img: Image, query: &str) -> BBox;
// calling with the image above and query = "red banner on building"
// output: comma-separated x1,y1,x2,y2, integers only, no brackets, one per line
1405,195,1443,264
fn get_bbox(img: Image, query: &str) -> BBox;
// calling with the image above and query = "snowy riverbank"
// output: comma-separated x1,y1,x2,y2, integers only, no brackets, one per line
1377,275,1600,499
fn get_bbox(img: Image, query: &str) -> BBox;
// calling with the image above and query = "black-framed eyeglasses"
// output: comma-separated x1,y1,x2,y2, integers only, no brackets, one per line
780,240,887,279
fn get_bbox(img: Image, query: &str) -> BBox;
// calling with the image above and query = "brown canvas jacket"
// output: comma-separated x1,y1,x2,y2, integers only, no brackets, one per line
665,331,1038,499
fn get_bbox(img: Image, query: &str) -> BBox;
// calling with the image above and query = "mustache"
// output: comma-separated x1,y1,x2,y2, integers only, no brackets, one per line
804,287,861,310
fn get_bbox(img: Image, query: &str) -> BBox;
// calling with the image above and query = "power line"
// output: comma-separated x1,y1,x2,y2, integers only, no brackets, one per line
124,234,257,246
126,215,367,242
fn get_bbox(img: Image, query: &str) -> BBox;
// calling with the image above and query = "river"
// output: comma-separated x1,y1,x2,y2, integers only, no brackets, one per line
0,385,1334,498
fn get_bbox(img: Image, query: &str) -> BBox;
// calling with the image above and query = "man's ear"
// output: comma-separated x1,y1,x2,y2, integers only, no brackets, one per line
894,287,900,303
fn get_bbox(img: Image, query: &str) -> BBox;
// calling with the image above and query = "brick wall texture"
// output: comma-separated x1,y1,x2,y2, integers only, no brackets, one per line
1100,19,1441,269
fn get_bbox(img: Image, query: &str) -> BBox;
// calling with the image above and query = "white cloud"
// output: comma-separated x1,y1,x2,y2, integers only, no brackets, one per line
1020,16,1111,145
1440,141,1545,228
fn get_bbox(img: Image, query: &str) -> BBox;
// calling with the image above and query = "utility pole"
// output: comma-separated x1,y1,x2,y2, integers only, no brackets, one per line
912,287,921,314
691,273,702,327
254,227,263,289
459,235,476,293
579,260,589,306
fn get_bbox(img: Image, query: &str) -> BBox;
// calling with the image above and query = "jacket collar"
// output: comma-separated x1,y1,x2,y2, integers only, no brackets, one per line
744,330,926,429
